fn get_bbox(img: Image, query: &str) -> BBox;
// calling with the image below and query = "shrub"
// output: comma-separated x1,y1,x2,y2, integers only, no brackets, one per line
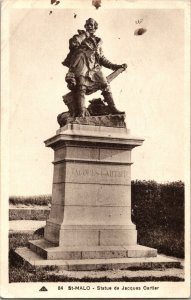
131,180,184,229
9,195,52,206
131,180,184,258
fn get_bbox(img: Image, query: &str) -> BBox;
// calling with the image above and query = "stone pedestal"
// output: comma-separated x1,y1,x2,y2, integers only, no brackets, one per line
23,123,165,269
44,124,143,247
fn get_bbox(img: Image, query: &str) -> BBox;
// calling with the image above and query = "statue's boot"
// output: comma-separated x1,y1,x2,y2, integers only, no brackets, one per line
77,86,89,117
102,91,124,114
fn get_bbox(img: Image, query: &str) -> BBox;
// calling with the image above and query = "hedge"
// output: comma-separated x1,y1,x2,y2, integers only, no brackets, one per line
131,180,184,230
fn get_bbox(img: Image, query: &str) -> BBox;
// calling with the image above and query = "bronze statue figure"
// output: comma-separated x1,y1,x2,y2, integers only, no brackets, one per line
61,18,127,118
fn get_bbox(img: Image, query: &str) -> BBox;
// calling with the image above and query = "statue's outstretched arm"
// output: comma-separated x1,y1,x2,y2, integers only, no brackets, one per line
99,47,125,71
99,55,121,70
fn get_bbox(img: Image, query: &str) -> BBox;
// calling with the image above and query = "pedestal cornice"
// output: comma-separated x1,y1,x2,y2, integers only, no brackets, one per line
44,124,144,150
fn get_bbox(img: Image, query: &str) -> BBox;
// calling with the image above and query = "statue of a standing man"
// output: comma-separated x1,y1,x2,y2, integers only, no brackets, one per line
62,18,127,117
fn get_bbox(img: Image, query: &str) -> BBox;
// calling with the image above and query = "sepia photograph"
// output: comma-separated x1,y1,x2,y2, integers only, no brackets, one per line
0,0,190,298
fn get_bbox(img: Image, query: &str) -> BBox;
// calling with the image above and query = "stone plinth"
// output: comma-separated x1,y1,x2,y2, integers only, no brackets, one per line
43,124,143,247
28,240,157,260
57,112,126,128
22,123,161,269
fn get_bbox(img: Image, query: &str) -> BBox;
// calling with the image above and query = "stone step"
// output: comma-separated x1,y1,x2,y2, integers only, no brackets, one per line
15,247,182,271
29,239,157,260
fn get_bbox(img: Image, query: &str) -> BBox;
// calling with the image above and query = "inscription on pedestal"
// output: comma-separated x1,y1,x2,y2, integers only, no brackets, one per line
70,167,129,178
53,162,131,185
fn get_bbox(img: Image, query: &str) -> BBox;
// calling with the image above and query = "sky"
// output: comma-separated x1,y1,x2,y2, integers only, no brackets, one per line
7,1,188,196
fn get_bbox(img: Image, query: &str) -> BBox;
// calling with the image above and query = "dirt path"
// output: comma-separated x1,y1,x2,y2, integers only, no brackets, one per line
9,220,45,232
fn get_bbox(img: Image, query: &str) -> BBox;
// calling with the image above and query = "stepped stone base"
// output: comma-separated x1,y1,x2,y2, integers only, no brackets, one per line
29,239,157,260
14,239,178,272
15,246,181,271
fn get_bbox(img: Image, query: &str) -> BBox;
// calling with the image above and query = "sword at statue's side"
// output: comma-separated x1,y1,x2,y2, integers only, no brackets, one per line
106,64,127,83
